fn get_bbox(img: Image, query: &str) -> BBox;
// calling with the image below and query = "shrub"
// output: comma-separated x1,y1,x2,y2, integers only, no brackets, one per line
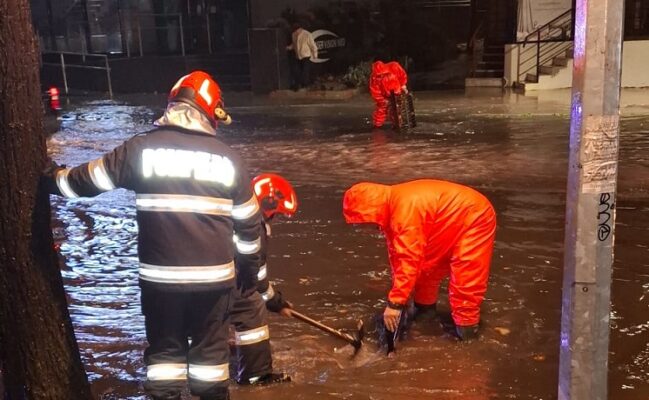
342,61,372,88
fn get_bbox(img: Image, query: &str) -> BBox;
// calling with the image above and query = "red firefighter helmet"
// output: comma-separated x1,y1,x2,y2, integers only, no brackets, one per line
252,173,298,219
168,70,231,125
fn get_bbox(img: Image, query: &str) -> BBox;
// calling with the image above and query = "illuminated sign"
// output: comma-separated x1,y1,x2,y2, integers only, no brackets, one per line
312,29,347,63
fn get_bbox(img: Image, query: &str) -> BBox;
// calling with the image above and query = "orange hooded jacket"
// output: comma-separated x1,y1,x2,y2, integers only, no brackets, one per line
369,61,407,100
369,61,408,127
343,179,496,326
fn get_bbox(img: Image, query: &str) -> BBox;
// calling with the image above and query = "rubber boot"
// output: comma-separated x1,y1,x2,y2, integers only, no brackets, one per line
242,372,292,386
414,302,437,320
199,395,230,400
456,324,480,341
196,387,230,400
198,393,230,400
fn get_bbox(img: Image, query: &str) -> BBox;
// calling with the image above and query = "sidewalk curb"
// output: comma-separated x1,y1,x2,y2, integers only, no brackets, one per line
269,88,362,100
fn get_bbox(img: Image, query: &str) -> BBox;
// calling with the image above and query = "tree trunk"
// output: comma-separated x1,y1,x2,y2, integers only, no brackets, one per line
0,1,92,399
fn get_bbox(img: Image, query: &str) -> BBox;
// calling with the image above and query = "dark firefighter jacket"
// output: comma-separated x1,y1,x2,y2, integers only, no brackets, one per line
236,221,287,311
51,125,264,291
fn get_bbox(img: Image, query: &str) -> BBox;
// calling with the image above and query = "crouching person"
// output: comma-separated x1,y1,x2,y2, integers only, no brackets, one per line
369,60,408,129
343,179,496,340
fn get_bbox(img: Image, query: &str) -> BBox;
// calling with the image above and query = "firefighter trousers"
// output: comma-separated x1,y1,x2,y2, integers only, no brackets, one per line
140,282,232,399
229,288,273,383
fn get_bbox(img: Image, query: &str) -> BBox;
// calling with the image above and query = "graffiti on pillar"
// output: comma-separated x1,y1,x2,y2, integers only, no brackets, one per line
597,193,613,242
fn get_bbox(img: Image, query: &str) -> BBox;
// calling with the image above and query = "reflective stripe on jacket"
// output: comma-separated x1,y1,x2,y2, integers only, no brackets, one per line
53,125,263,290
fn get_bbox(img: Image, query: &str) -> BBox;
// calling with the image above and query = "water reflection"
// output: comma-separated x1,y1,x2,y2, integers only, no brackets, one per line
48,96,649,399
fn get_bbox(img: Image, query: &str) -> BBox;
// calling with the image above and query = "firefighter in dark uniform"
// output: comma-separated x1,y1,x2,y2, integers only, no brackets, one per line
46,71,262,400
230,173,297,385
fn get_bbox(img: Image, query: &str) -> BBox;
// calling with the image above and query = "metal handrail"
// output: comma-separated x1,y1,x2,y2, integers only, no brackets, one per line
521,42,565,65
516,9,574,85
521,8,573,45
518,41,572,83
42,51,113,98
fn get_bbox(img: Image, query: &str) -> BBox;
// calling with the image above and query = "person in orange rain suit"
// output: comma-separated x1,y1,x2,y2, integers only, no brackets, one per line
369,60,408,128
343,179,497,340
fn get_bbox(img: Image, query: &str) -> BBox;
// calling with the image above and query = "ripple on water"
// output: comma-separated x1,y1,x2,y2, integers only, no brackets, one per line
48,100,649,399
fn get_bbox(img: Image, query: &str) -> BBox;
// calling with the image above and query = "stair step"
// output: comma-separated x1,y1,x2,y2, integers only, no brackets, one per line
553,56,568,67
539,65,560,75
517,81,540,92
465,77,503,87
474,69,504,78
478,61,504,69
548,25,569,34
482,53,505,59
525,73,538,83
485,48,505,54
475,68,504,73
482,54,503,62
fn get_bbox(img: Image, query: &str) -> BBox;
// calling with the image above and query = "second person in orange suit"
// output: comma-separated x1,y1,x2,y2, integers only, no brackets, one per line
369,61,408,128
343,179,496,340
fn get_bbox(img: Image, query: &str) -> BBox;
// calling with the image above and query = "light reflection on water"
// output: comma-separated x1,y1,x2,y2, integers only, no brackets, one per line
48,97,649,399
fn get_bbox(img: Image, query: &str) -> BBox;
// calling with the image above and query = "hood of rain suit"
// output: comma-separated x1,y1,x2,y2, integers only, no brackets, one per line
343,182,391,228
369,61,408,101
155,102,217,136
371,61,390,76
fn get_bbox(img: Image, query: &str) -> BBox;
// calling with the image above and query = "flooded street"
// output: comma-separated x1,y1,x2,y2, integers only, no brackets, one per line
47,90,649,399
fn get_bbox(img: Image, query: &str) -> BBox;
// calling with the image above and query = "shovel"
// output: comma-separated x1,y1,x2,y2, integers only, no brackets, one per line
288,309,364,352
381,309,408,355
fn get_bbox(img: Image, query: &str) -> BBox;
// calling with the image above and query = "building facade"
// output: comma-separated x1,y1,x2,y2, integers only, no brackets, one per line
30,0,649,91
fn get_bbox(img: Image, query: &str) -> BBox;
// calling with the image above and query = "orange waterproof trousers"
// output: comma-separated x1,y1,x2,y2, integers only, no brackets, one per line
343,179,496,327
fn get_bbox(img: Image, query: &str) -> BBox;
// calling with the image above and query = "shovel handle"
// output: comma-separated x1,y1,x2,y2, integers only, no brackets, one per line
386,309,405,354
289,309,357,345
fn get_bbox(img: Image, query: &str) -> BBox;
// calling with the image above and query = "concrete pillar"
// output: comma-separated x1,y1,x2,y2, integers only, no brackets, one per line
558,0,625,399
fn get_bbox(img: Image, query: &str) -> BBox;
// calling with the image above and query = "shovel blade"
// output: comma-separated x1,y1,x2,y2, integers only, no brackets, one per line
351,319,364,350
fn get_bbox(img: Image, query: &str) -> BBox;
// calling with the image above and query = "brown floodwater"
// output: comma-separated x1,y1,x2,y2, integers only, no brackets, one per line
46,90,649,399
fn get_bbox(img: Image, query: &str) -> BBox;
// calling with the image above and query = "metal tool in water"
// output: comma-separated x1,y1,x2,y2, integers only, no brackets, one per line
288,309,364,353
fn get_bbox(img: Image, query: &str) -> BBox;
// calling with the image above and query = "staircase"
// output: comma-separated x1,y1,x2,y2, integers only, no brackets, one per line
466,41,508,87
465,0,517,87
473,43,505,78
518,48,574,91
514,9,574,91
466,43,505,87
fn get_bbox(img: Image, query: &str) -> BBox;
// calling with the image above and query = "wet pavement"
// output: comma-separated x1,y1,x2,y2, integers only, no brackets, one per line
47,89,649,399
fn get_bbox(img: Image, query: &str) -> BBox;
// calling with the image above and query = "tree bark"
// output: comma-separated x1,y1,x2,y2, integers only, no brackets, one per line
0,1,92,399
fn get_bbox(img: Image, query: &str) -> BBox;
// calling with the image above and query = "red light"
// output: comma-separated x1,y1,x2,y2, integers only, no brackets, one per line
48,86,61,111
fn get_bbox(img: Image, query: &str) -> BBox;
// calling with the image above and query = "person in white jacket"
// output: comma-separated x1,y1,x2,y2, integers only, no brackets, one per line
286,23,318,90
